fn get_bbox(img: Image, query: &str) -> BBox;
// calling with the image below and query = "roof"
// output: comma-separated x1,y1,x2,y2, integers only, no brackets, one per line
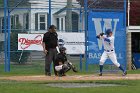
53,7,66,15
8,0,30,7
53,6,78,15
1,0,80,9
28,0,79,9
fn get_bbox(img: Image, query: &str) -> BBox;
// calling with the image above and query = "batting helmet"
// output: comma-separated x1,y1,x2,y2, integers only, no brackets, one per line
105,29,112,35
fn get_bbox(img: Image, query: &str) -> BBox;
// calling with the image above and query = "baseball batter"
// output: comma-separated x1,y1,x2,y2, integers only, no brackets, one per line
96,29,127,76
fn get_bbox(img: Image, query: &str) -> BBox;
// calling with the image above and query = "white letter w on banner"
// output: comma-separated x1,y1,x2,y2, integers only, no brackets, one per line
92,18,119,50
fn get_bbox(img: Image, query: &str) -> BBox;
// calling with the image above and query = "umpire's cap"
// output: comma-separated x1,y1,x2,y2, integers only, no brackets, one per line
49,25,56,29
105,29,112,35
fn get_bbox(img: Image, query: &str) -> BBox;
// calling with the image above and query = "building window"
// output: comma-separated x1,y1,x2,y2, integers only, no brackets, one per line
72,12,78,32
56,17,65,32
35,13,48,31
39,15,45,30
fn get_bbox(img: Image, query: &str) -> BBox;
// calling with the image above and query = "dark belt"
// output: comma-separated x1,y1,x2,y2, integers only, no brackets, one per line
105,49,114,52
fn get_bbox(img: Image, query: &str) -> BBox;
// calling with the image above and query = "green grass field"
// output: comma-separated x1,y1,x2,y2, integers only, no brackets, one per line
0,61,140,93
0,60,139,76
0,80,140,93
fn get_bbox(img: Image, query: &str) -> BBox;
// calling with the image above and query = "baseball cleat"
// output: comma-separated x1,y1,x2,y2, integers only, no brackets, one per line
122,71,127,76
62,73,66,76
99,73,102,76
45,72,51,76
58,72,63,77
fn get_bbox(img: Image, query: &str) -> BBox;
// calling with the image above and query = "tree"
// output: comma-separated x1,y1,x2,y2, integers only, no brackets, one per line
0,0,3,7
10,23,30,64
66,0,72,32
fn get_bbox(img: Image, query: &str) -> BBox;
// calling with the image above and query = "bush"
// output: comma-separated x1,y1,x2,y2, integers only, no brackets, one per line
0,41,3,51
10,23,30,64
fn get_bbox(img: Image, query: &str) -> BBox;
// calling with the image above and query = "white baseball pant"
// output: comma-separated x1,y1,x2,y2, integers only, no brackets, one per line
99,51,120,67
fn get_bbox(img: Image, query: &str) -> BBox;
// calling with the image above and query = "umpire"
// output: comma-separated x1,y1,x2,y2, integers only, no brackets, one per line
42,25,58,76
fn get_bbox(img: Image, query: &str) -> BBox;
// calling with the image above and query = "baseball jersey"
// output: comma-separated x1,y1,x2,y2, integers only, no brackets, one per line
101,35,115,51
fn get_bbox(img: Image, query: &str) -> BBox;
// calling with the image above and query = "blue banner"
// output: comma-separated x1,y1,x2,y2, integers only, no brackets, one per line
87,11,126,65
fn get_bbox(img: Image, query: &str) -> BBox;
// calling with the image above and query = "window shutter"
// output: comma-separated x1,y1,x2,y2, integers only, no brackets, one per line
47,13,49,29
35,13,38,31
56,18,59,31
0,18,1,33
24,13,29,30
2,17,4,33
13,16,15,29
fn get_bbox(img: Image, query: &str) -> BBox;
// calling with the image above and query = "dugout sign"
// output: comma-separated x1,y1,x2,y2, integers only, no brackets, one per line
18,33,85,54
87,11,126,65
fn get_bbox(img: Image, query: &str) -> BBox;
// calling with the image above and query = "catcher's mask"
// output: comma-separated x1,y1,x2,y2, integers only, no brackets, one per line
59,47,66,54
105,29,112,36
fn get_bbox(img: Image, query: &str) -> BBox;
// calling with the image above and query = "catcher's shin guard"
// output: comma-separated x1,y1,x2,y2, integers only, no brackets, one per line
62,64,71,73
58,69,64,77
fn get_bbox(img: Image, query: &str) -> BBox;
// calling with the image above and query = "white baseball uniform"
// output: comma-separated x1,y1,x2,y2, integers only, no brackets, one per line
99,35,120,67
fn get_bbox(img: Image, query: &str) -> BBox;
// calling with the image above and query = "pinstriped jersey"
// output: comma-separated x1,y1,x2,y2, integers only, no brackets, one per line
101,35,114,51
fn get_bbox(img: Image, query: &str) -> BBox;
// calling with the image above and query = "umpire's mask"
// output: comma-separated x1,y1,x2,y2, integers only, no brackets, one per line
59,47,66,54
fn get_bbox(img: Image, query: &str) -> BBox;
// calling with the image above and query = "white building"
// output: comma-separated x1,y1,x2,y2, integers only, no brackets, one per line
0,0,82,33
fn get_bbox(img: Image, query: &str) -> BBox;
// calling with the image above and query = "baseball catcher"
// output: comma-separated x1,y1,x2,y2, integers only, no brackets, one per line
54,47,78,77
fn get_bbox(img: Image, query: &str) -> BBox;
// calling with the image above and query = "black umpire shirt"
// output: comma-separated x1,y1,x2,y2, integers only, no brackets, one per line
43,31,58,50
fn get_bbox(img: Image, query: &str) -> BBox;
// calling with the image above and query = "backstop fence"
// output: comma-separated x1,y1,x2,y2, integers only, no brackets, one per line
0,0,127,74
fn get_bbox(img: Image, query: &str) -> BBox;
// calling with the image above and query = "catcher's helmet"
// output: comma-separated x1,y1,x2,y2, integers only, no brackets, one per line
59,47,66,53
105,29,112,35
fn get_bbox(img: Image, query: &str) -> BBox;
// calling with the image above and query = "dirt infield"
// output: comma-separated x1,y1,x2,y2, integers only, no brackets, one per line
0,74,140,81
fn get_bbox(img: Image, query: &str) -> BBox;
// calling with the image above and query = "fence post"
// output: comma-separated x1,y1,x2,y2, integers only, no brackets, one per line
4,0,8,72
84,0,88,71
7,9,11,72
48,0,51,26
124,0,127,70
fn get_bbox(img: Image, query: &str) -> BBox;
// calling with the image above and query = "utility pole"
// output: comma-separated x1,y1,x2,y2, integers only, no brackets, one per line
66,0,72,32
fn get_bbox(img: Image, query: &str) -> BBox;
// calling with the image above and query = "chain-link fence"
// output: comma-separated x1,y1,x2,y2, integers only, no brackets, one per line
0,0,86,73
0,0,130,73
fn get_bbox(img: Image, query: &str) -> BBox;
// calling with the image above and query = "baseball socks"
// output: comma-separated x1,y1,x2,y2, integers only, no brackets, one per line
99,65,103,76
119,65,127,76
